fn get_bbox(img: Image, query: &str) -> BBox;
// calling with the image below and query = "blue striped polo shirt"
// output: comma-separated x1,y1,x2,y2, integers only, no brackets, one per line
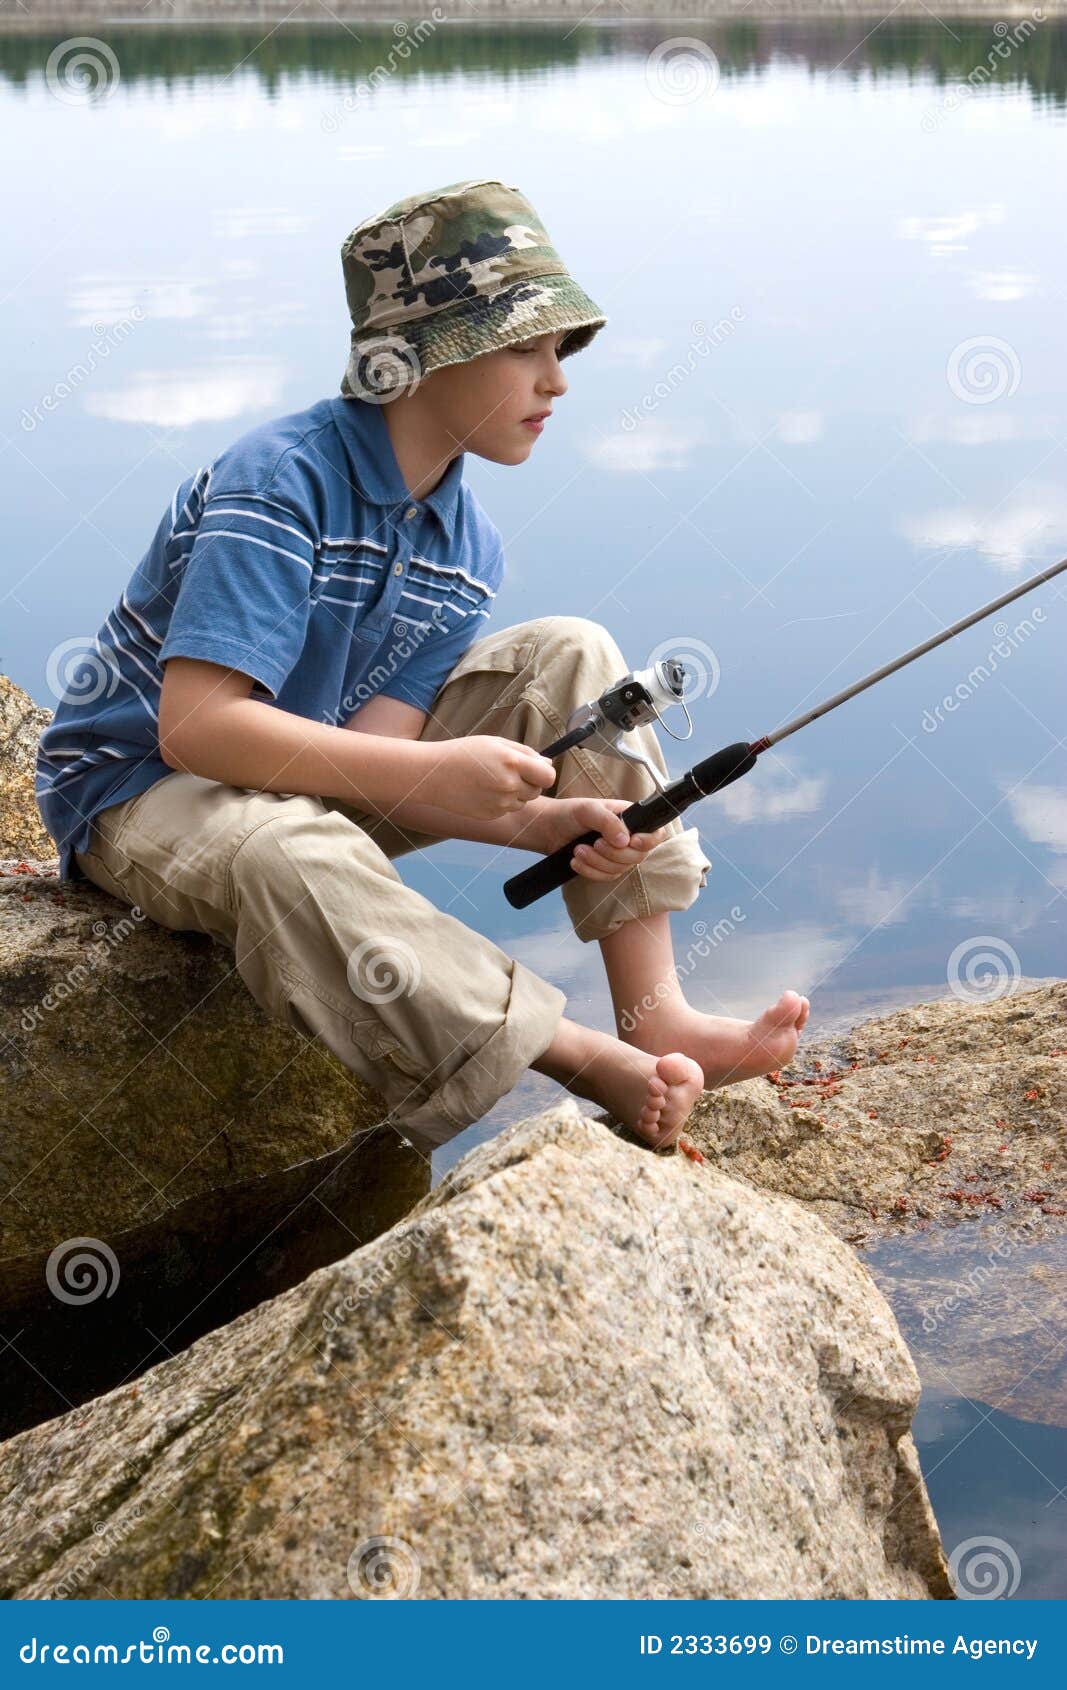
35,394,505,882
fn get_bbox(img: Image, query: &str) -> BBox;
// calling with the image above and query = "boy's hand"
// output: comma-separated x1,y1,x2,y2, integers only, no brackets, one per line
419,735,558,821
536,796,670,880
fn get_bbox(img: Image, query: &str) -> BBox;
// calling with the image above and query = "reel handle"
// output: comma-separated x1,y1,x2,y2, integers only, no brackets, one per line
503,741,757,910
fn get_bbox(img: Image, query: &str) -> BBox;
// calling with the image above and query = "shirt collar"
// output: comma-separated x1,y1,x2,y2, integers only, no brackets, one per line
331,394,464,545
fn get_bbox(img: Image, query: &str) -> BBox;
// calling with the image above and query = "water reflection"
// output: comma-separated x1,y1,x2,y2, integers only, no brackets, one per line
68,278,211,324
716,759,829,824
1,19,1066,111
82,360,286,426
869,1219,1067,1598
902,489,1067,571
913,1391,1067,1599
1008,784,1067,862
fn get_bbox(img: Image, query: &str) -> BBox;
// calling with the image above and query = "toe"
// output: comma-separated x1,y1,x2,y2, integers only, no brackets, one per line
654,1054,705,1141
656,1052,701,1088
763,991,803,1031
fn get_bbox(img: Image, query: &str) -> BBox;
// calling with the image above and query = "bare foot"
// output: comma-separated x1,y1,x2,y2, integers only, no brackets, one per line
620,990,810,1088
531,1019,705,1149
586,1046,706,1148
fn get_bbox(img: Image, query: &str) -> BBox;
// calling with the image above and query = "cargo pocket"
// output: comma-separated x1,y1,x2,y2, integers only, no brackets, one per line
362,1028,436,1110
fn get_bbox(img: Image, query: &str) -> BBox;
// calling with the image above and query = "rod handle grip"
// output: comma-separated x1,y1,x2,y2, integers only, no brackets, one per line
502,742,759,910
691,740,759,795
503,800,650,910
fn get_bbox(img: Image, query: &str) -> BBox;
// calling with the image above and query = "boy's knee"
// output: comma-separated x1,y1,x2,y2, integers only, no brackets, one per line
536,614,625,672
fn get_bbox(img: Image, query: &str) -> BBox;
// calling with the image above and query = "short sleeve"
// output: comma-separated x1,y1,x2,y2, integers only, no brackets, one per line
376,545,504,713
158,490,316,698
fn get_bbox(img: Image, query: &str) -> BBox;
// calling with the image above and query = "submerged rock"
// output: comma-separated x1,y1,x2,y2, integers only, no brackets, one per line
863,1220,1066,1430
0,1101,953,1600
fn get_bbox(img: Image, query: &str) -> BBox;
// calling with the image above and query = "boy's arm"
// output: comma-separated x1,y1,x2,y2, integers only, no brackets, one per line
158,658,438,815
159,660,557,850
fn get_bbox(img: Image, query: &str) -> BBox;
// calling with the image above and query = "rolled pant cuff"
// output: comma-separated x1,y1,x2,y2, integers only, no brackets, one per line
562,824,712,943
388,958,568,1151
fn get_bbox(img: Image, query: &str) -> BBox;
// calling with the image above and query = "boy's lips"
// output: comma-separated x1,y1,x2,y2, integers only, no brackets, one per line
522,410,551,431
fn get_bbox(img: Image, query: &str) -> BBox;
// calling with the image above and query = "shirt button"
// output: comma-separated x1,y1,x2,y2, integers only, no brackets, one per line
393,561,403,576
404,505,417,520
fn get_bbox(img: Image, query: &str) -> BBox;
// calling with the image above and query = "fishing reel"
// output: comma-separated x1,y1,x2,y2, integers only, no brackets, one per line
542,657,695,793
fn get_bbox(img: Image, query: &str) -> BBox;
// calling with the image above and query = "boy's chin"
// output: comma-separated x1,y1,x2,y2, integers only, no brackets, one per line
474,434,537,467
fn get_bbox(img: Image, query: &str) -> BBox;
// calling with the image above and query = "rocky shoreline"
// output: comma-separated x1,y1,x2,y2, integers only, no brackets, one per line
675,983,1067,1245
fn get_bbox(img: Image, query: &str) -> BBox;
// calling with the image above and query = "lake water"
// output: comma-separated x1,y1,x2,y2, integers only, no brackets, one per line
2,11,1064,1596
868,1220,1067,1600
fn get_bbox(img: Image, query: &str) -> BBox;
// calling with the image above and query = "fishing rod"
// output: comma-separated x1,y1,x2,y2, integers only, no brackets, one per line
503,552,1067,910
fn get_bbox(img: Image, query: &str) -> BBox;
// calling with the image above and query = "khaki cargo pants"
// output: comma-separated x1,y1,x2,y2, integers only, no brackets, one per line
74,616,711,1156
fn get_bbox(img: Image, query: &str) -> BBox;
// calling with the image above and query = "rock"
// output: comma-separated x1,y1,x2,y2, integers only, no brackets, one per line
679,981,1066,1243
0,676,54,860
0,857,427,1442
0,1101,953,1600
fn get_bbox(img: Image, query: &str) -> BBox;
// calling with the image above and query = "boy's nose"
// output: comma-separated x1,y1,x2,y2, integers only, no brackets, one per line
541,359,567,398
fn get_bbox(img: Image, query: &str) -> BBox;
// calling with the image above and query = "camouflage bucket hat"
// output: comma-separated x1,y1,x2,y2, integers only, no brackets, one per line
339,177,607,401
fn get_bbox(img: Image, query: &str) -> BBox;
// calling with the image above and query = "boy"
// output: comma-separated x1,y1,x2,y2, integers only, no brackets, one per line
36,178,809,1158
